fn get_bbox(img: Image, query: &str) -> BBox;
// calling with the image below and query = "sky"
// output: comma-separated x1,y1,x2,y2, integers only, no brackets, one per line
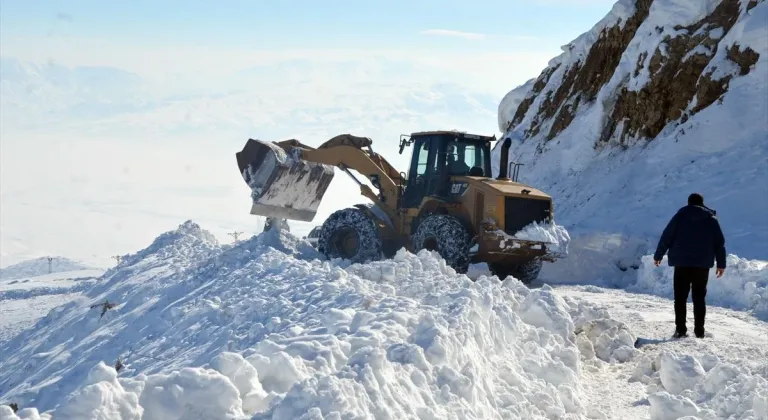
0,0,618,267
0,0,617,87
1,0,615,49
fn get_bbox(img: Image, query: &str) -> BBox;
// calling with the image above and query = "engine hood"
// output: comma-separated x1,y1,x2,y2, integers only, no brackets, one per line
462,176,551,200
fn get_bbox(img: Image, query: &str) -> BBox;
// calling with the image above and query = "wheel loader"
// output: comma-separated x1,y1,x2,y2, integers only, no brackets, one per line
235,131,563,283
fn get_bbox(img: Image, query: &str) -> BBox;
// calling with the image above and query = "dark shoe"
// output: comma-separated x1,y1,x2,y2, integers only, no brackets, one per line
694,328,705,338
673,330,688,338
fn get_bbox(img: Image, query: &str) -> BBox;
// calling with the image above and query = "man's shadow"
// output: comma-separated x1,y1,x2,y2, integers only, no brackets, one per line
634,337,675,348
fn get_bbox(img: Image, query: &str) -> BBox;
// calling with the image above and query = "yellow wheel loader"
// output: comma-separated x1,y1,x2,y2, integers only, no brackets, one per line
235,131,562,283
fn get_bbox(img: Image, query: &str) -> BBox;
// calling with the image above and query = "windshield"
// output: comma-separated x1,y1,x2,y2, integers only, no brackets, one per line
446,140,488,177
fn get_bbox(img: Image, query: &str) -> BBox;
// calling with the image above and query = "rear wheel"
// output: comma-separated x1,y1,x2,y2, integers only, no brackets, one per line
317,208,382,263
412,214,471,273
489,259,543,284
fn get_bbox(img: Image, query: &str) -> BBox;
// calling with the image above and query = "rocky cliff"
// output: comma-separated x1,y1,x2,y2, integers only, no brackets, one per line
492,0,767,275
498,0,762,146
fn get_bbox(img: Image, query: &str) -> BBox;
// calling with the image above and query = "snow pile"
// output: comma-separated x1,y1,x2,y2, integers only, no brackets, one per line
512,221,571,258
0,406,48,420
0,220,641,419
0,256,95,280
114,219,220,267
564,297,639,364
53,362,144,419
574,319,637,364
633,254,768,320
492,0,768,280
632,350,768,420
493,221,571,260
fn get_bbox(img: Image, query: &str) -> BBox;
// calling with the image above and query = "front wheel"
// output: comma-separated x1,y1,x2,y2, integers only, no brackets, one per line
412,214,471,273
317,208,383,263
489,259,543,284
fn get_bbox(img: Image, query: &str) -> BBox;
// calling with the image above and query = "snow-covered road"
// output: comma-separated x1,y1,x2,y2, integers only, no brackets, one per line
556,285,768,419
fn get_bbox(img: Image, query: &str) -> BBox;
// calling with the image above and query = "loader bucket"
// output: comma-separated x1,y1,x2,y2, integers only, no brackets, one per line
236,138,335,222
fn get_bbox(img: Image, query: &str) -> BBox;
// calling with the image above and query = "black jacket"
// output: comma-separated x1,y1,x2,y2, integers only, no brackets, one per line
654,204,726,269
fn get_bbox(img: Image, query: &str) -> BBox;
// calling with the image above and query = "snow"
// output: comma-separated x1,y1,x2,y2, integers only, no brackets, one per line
0,269,105,341
531,240,768,321
497,77,535,133
512,221,571,258
1,1,767,419
1,221,611,419
0,293,85,342
643,349,768,420
0,257,97,280
633,254,768,320
490,221,571,259
556,285,768,420
699,3,768,84
0,221,766,419
0,270,104,292
574,318,638,363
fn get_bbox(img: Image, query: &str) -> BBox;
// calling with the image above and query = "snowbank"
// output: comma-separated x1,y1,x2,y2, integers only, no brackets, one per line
0,405,49,420
530,231,767,321
0,220,639,419
537,232,649,287
633,254,768,320
633,350,768,420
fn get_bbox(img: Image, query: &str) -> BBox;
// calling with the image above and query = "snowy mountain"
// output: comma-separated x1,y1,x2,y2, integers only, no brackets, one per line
0,257,96,281
0,221,765,419
492,0,768,276
0,57,151,126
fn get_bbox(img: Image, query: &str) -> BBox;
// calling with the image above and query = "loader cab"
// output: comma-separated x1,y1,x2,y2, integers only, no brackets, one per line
401,131,493,208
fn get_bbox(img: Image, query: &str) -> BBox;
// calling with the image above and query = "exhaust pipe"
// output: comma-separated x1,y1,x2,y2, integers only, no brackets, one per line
497,137,512,180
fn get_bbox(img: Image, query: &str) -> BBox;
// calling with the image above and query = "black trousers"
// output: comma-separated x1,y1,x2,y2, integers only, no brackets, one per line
673,266,710,334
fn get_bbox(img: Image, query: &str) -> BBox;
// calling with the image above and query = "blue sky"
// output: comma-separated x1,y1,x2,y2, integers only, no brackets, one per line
2,0,616,51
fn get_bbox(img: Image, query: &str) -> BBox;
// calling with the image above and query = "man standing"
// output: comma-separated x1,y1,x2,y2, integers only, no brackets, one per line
653,193,726,338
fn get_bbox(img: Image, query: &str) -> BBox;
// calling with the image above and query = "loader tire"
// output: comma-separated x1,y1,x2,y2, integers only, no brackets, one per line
489,259,543,285
317,207,382,264
412,214,471,274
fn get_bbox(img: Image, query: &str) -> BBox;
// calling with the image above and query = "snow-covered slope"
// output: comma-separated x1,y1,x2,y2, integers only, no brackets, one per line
0,269,104,341
0,257,97,280
492,0,768,275
0,221,636,419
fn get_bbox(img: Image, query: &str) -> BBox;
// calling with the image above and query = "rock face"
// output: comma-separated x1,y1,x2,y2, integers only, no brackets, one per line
492,0,767,264
499,0,761,148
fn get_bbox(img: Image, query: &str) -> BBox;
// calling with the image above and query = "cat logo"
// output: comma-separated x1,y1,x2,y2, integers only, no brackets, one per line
450,182,469,196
